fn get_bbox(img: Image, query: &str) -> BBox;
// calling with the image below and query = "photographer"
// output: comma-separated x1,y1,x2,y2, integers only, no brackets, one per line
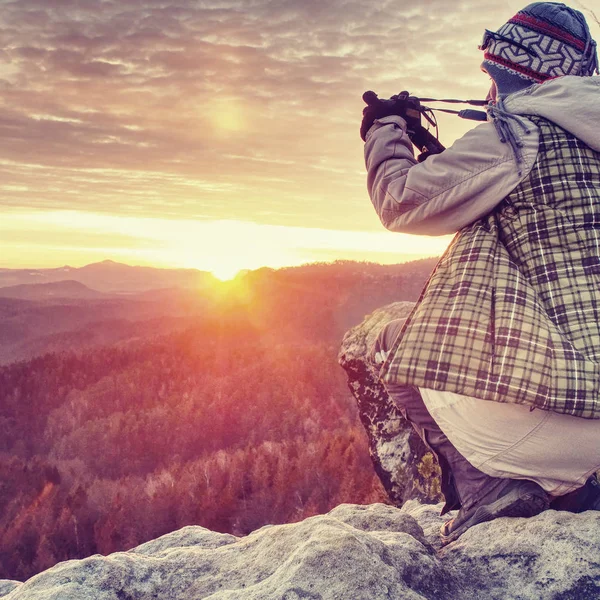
362,2,600,543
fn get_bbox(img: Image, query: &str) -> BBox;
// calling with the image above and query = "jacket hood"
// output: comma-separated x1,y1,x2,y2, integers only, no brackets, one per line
503,76,600,151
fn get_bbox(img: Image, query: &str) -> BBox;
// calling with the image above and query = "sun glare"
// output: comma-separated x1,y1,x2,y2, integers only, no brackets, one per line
210,264,241,281
5,212,453,274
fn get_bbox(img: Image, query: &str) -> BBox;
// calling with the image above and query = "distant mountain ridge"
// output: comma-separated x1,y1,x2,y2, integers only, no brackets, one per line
0,260,216,294
0,258,439,365
0,280,106,301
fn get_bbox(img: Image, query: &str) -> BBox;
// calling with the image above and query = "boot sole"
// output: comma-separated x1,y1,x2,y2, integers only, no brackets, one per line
441,482,549,545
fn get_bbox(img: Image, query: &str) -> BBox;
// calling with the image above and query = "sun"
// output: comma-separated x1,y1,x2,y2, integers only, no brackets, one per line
142,219,308,280
210,264,241,281
211,101,245,135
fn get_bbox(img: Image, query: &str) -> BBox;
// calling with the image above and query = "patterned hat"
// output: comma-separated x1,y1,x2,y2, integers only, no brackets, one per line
480,2,599,96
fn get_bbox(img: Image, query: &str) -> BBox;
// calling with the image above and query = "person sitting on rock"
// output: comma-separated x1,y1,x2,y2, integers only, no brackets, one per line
360,1,600,544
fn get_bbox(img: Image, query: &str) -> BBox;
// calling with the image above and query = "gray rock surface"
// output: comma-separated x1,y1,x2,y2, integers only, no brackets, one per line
2,502,599,599
0,582,20,599
339,302,443,506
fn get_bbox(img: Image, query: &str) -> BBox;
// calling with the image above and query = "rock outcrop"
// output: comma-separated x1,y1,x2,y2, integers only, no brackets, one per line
338,301,443,506
2,502,600,599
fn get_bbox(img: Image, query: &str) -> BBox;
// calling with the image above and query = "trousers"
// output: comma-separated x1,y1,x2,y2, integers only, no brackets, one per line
371,319,509,512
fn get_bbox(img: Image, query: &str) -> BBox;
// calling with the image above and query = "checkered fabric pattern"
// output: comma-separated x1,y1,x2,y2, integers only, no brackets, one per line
380,117,600,418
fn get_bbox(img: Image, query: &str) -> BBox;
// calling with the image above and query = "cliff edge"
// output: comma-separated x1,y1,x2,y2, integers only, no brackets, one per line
2,501,599,599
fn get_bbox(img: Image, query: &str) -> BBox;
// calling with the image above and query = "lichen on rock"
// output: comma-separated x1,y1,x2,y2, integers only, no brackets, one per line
338,302,443,506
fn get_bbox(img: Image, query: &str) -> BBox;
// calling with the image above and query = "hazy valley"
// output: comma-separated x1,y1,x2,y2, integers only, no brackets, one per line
0,258,436,581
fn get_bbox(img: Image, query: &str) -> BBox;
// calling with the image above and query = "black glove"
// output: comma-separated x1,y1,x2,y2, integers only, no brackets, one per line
360,91,421,141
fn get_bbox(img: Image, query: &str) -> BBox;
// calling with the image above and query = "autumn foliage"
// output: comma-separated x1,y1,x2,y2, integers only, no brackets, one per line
0,260,435,581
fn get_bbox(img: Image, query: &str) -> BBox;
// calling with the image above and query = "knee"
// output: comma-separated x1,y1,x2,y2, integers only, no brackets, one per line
369,318,406,367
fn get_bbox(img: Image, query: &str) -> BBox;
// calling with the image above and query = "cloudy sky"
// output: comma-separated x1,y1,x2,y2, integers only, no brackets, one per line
1,0,598,277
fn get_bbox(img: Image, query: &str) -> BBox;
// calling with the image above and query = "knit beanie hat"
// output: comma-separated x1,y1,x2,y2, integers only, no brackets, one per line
480,2,599,97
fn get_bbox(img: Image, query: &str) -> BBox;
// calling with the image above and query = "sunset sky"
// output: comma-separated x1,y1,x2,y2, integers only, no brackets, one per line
1,0,598,278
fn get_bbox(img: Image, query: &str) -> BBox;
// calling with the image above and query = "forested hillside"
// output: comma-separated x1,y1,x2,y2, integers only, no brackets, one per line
0,259,436,581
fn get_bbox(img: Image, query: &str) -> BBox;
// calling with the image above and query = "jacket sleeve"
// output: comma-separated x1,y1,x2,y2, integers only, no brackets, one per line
364,115,540,235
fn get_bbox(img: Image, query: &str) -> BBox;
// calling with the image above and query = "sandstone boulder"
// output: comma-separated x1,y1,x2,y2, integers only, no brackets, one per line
338,301,443,506
2,502,599,599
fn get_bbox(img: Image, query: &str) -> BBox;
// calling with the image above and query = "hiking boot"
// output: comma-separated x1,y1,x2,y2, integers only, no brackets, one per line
550,475,600,513
440,479,549,545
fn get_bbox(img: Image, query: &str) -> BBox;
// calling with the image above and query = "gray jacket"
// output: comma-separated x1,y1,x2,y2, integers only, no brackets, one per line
365,76,600,417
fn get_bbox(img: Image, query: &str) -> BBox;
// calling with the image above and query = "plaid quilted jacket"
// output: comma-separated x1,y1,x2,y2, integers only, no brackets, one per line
379,116,600,418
